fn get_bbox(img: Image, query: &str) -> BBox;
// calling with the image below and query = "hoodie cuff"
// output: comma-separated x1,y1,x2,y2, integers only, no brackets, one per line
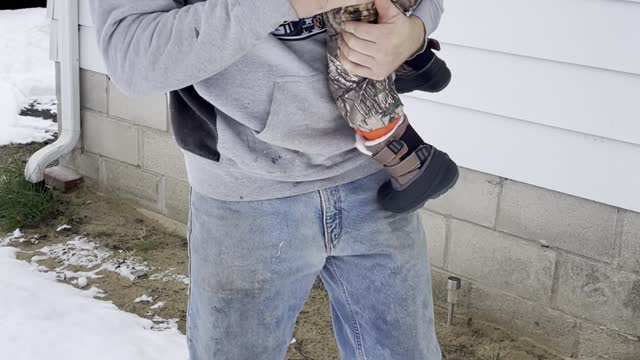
410,0,444,36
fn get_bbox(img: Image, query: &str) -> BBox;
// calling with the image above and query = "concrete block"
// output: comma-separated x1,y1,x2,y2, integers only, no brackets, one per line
164,178,189,224
109,82,168,131
497,180,617,262
141,130,187,182
420,210,446,268
59,150,100,181
578,322,640,359
82,111,139,165
556,254,640,335
102,158,161,211
425,168,501,228
469,285,580,357
80,69,108,113
448,220,556,303
620,210,640,275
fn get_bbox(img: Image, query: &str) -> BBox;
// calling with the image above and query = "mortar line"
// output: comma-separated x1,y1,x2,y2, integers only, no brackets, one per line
434,214,619,268
442,216,452,270
549,251,562,308
159,176,167,215
613,208,624,263
137,126,144,168
106,74,111,116
493,177,505,230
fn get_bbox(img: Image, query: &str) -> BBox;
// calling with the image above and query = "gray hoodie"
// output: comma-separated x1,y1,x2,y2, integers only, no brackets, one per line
90,0,444,201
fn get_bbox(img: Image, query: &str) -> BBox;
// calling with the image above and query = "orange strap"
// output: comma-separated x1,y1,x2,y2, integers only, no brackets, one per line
355,117,402,141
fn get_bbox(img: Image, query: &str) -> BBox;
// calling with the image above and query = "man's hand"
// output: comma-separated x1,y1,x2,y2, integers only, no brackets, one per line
289,0,372,19
338,0,426,80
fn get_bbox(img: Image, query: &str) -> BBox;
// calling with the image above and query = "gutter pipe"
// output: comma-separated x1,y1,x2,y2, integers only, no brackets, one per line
25,0,80,183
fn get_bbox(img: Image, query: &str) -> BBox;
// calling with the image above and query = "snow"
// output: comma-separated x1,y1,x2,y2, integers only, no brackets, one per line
0,247,187,360
0,229,25,246
0,8,57,145
151,301,166,310
32,236,153,282
40,237,112,269
135,294,154,303
102,258,150,281
56,224,72,232
150,269,191,286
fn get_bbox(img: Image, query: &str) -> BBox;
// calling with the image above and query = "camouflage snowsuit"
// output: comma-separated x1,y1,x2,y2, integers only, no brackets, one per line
324,0,421,132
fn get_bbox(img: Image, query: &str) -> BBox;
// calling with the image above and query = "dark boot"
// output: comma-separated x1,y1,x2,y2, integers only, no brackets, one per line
358,118,459,213
395,38,452,94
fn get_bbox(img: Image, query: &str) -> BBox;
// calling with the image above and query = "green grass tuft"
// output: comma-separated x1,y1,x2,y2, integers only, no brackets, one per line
0,159,58,232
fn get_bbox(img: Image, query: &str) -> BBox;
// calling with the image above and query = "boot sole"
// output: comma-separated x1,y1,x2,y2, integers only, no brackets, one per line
378,150,460,214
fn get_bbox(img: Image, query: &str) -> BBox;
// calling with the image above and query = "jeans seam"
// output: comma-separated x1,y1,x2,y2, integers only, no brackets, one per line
318,190,331,254
186,188,194,335
330,187,343,248
327,257,366,360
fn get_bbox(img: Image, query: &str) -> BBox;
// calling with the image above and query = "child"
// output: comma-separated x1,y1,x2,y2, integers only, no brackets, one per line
324,0,459,213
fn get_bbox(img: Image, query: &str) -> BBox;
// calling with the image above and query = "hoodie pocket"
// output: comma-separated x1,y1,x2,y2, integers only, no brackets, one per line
255,74,354,156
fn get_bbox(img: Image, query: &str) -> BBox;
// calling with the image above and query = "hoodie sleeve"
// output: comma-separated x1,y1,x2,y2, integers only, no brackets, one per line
90,0,297,96
411,0,444,36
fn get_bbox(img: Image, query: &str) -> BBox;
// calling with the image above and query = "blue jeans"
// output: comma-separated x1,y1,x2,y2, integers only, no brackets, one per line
187,171,442,360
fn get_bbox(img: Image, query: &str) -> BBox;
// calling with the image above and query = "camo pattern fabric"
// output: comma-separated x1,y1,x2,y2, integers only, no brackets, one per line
324,0,421,132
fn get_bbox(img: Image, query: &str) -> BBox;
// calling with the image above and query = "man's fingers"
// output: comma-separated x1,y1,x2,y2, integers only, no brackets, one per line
341,31,377,57
341,21,382,43
338,48,377,79
291,0,371,18
338,37,376,68
326,0,371,12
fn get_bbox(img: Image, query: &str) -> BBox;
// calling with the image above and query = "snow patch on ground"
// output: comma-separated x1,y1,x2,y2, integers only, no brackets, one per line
0,229,39,246
151,316,180,332
135,294,154,303
31,236,153,282
151,301,166,310
0,247,187,359
150,268,191,286
29,96,57,113
102,257,150,281
1,230,188,287
56,224,72,232
0,8,57,145
39,237,112,268
0,229,24,245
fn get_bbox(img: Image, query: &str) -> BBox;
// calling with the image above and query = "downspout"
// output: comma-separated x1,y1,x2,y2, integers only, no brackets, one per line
25,0,80,183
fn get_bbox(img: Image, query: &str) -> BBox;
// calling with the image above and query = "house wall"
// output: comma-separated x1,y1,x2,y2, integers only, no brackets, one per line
51,0,640,357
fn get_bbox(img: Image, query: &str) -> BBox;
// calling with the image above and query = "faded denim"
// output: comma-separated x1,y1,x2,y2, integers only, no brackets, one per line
187,171,442,360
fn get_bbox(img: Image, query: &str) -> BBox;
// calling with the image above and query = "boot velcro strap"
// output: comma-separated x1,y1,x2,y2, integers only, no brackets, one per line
387,152,422,184
373,141,408,166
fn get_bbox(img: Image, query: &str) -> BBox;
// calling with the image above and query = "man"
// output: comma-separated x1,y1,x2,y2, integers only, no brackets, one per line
90,0,445,358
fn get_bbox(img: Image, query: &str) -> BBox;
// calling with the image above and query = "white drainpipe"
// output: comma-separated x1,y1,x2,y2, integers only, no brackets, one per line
25,0,80,183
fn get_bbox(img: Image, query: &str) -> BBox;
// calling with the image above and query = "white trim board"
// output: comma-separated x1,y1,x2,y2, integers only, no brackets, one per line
53,0,94,26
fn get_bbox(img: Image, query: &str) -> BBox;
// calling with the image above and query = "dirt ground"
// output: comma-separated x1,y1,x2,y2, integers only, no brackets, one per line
1,144,564,360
